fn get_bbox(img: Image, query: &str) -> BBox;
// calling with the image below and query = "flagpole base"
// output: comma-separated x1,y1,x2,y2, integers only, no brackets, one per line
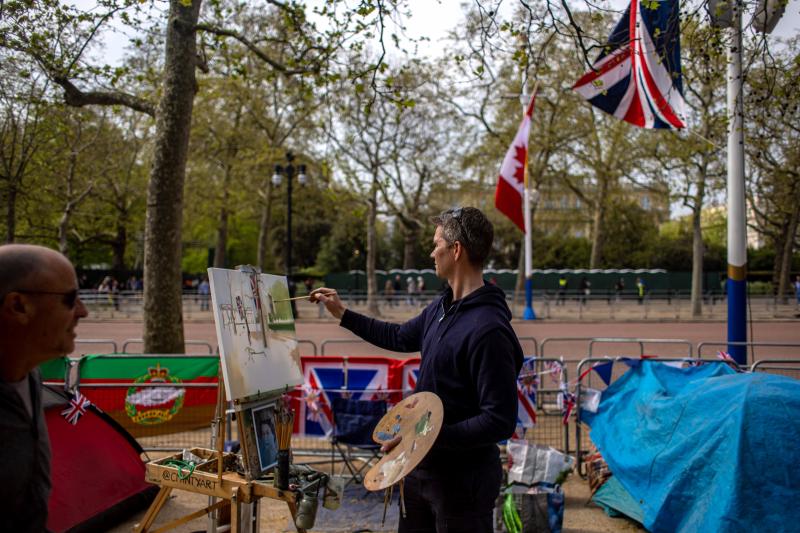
523,278,536,320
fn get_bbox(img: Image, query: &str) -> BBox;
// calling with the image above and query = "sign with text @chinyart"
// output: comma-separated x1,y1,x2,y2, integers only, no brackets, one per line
208,268,303,402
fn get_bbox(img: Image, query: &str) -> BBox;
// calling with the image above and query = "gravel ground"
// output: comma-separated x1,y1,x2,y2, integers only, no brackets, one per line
109,467,643,533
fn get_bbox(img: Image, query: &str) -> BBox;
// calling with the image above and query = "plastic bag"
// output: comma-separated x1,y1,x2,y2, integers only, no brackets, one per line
507,440,575,486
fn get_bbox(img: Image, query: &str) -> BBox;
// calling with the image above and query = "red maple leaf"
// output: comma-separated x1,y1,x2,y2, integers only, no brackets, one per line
512,145,527,183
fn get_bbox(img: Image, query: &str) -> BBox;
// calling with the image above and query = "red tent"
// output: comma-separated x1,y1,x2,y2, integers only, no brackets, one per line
43,385,157,532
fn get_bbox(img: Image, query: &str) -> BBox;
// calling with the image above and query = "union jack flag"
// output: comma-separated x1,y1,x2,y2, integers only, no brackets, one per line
61,391,92,425
573,0,686,129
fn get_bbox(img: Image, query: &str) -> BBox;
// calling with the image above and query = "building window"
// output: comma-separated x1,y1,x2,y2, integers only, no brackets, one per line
641,195,651,210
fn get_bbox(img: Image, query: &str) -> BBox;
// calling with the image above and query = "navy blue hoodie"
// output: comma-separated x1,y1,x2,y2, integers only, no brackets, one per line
340,282,523,470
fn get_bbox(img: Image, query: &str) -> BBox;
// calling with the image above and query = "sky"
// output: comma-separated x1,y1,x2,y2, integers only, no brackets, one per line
79,0,799,66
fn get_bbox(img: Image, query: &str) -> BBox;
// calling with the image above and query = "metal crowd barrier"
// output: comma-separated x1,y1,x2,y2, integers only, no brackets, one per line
517,336,539,358
320,339,368,356
750,359,800,381
121,338,216,354
297,339,318,356
573,357,734,477
540,337,693,360
698,341,800,366
516,357,570,453
73,338,119,354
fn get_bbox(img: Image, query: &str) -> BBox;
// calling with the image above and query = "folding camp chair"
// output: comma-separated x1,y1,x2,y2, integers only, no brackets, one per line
330,397,387,486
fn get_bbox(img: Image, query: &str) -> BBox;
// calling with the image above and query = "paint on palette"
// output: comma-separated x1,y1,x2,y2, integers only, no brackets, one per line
415,411,433,436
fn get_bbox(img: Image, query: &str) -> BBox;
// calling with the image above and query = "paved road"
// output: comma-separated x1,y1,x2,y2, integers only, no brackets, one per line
74,317,800,364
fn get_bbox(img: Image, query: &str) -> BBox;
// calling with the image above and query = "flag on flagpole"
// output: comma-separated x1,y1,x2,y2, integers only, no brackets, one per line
572,0,686,129
495,92,536,231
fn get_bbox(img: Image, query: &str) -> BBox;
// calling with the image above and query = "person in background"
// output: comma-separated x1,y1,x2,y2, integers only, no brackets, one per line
406,276,417,307
311,206,523,533
0,244,89,532
416,275,426,307
615,277,625,302
636,277,646,305
557,275,567,306
198,276,210,311
384,278,395,307
794,275,800,308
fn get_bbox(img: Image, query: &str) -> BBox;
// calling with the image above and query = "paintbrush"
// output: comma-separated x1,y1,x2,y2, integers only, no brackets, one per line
274,290,338,303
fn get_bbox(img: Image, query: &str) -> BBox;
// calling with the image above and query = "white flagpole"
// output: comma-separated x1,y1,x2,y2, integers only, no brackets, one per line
522,89,536,320
726,0,747,364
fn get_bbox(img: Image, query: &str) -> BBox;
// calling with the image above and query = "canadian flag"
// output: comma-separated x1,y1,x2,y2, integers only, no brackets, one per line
494,92,536,232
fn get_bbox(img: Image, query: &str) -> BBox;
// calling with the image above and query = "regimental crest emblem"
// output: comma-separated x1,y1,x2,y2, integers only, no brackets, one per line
125,363,186,425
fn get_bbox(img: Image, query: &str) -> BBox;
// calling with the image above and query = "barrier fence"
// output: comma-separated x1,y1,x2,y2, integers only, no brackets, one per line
45,337,800,459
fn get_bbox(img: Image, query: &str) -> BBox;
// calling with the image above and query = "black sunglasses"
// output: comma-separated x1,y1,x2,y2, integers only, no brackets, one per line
14,288,80,309
445,207,470,247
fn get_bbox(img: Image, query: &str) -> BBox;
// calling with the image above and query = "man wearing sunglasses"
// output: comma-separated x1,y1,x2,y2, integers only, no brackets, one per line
312,206,523,533
0,244,89,532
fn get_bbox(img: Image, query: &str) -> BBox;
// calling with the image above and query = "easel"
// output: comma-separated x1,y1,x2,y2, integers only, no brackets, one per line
134,368,305,533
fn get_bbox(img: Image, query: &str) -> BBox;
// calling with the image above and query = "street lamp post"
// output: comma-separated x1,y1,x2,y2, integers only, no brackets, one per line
272,151,307,289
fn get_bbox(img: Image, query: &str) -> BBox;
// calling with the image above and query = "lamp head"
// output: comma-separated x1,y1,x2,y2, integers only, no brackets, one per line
298,164,307,185
272,164,282,187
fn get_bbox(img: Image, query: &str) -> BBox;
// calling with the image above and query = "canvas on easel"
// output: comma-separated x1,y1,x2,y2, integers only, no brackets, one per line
208,266,303,479
208,267,303,403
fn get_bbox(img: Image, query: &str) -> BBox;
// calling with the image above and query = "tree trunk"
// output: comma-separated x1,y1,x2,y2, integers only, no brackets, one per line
589,178,609,268
257,178,274,271
366,179,380,316
777,201,799,303
690,169,707,317
112,222,127,271
5,183,16,243
214,168,230,268
142,0,202,354
402,222,419,269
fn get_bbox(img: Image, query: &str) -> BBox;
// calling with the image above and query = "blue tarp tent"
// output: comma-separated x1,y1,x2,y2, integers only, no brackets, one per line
582,361,800,532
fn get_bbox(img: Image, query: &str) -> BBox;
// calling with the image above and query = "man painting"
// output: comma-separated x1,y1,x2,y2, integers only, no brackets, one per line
311,207,523,532
0,244,89,532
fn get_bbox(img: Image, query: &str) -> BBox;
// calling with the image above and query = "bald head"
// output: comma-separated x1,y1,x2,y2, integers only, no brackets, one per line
0,244,71,299
0,244,87,380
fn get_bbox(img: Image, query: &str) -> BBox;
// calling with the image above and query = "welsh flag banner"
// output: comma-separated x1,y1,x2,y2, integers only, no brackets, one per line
71,354,219,438
495,92,536,232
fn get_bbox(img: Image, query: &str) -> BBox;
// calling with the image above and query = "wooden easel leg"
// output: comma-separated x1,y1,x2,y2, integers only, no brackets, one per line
231,488,240,533
134,486,172,533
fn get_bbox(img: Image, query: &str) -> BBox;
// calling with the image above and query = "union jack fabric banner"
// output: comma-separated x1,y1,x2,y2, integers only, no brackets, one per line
572,0,686,129
61,391,92,425
401,360,420,395
295,357,391,437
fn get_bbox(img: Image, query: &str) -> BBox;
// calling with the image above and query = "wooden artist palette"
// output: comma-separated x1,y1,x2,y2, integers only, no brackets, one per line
363,391,443,491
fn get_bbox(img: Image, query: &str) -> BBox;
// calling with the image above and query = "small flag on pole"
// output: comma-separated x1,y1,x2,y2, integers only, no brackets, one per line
61,391,92,425
495,92,536,231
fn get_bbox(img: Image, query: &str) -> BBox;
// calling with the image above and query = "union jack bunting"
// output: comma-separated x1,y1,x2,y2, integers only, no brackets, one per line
572,0,687,129
517,358,538,428
717,351,744,372
61,391,92,425
558,385,577,426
